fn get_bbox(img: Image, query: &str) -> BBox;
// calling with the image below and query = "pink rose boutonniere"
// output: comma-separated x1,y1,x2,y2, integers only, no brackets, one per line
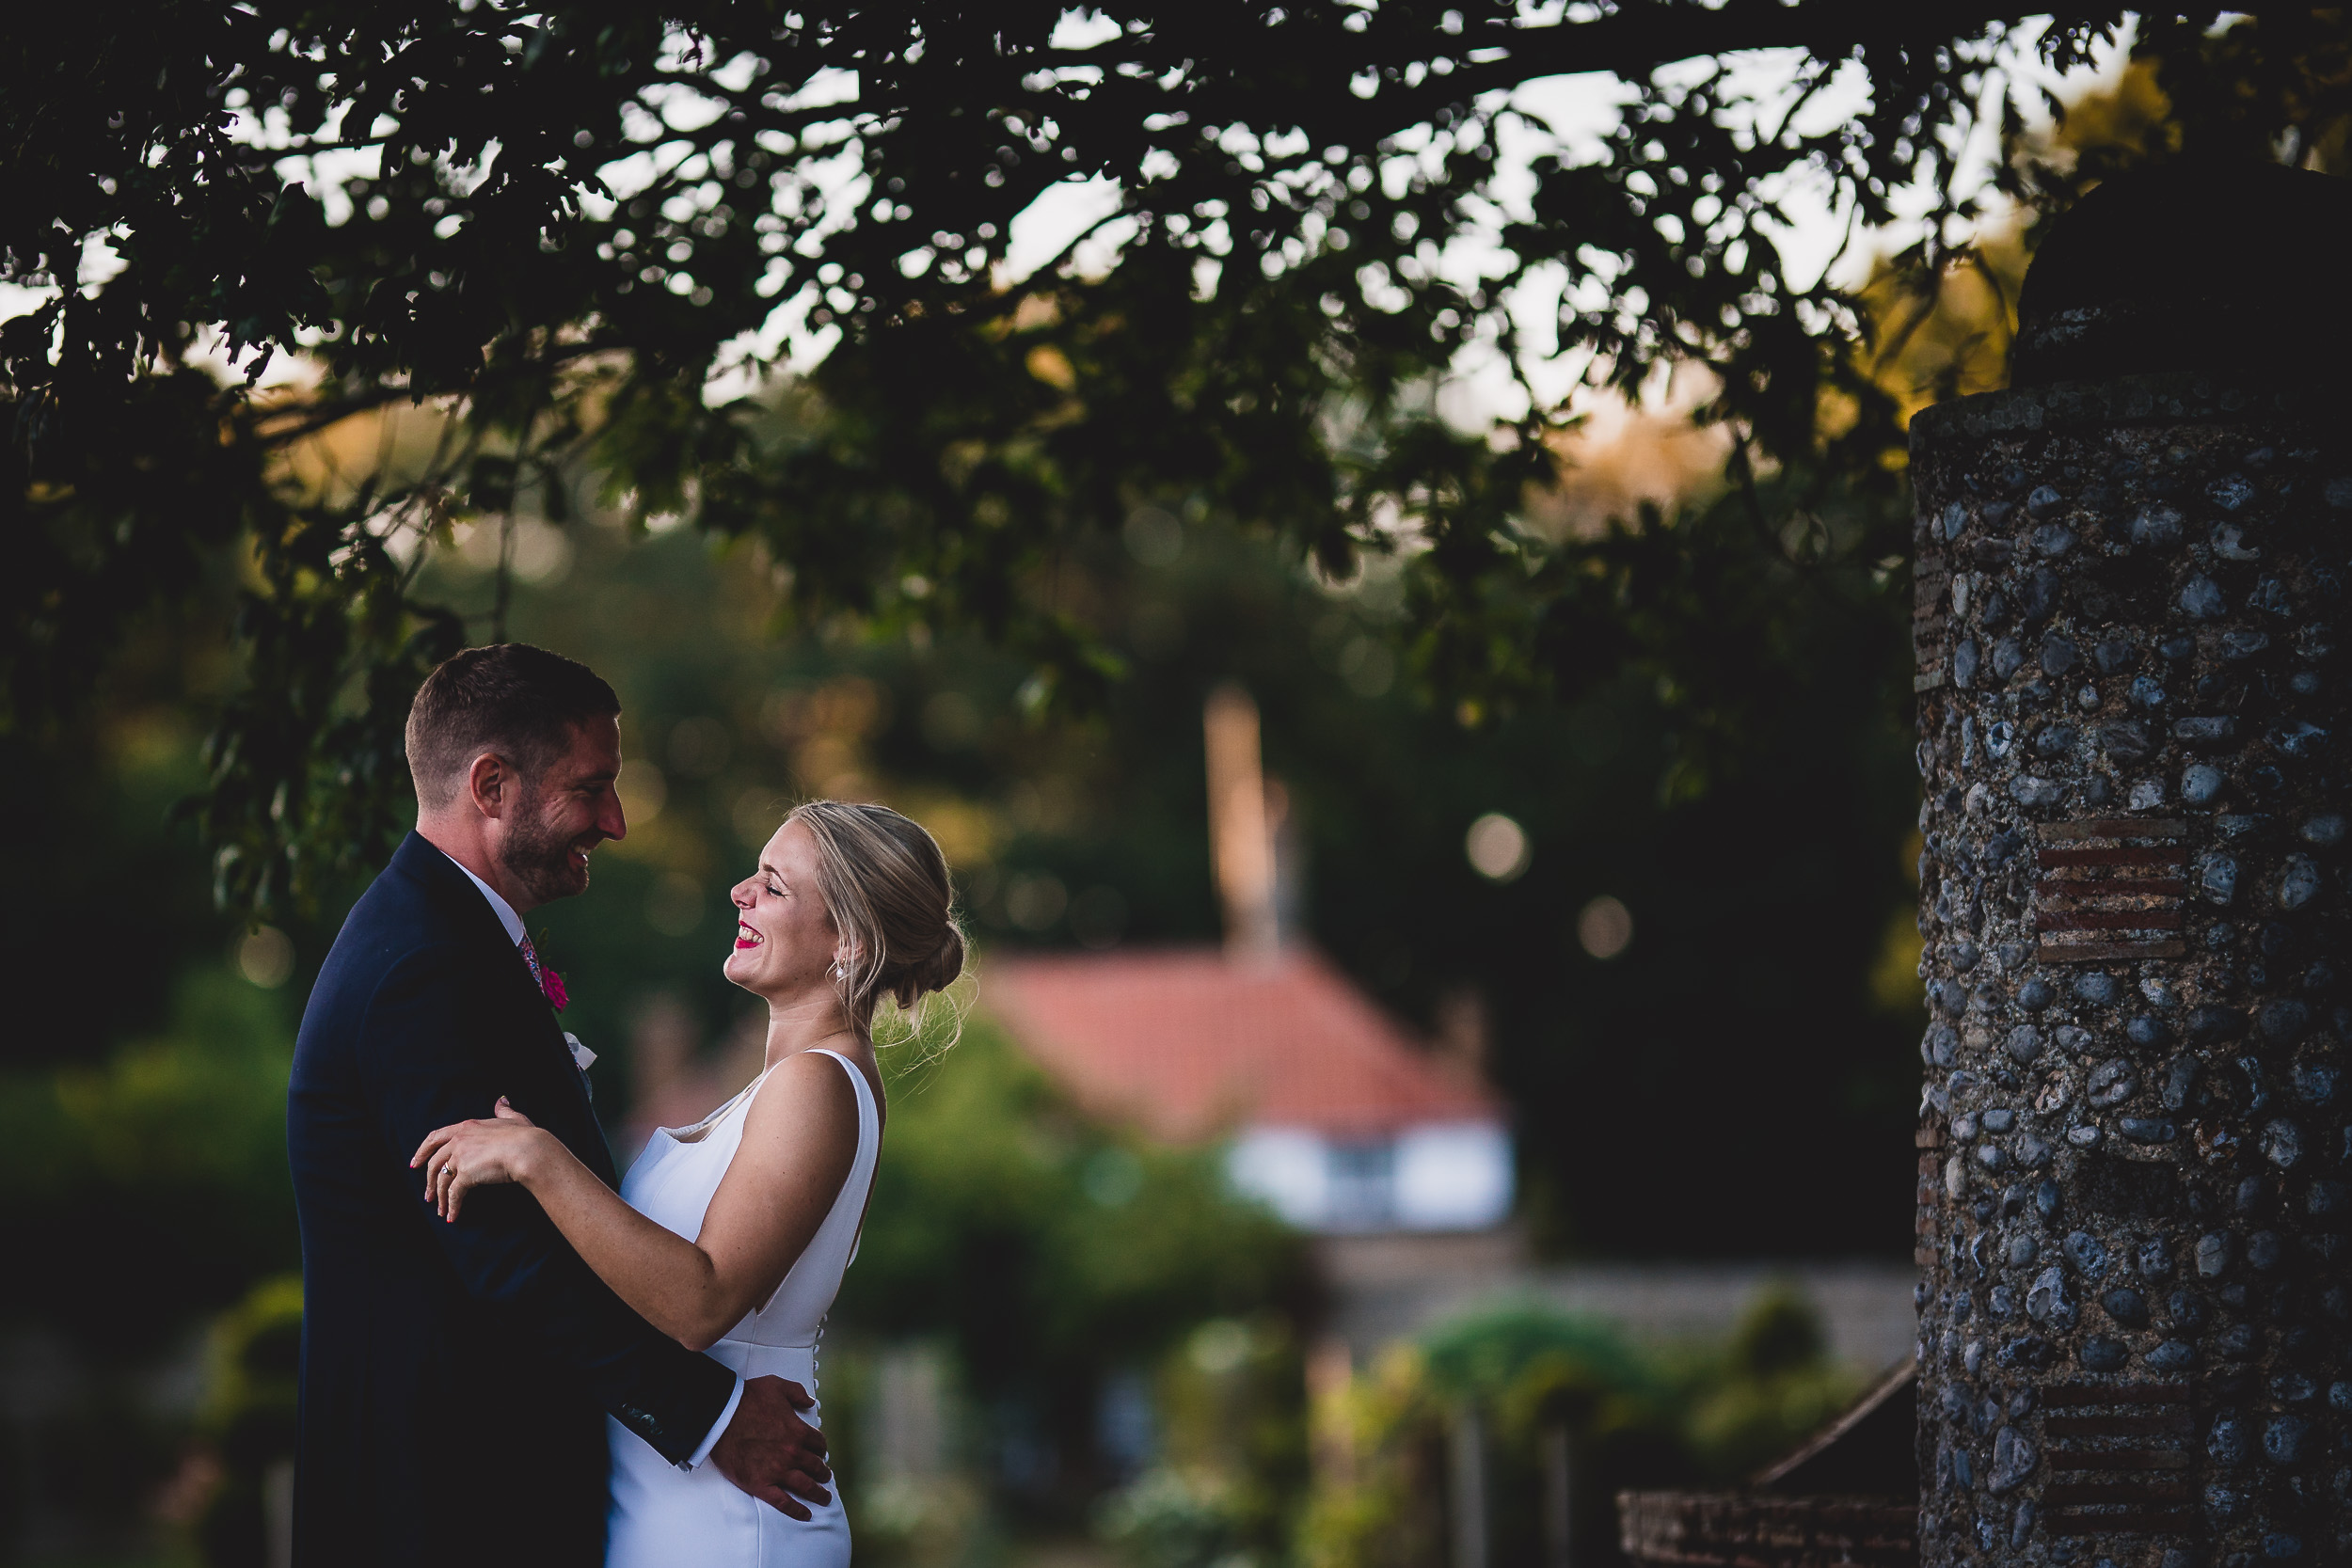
541,968,569,1011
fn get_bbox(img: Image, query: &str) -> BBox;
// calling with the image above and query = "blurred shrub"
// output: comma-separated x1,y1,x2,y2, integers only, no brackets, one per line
1726,1290,1826,1378
1298,1291,1870,1568
1099,1467,1255,1568
0,970,297,1340
853,1471,997,1568
1425,1305,1664,1416
190,1275,303,1568
822,1342,1002,1568
1678,1288,1866,1482
1431,1306,1685,1568
1128,1316,1305,1566
1293,1346,1447,1568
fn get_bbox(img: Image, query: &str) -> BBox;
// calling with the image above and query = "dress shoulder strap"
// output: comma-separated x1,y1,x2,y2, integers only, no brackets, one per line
805,1048,882,1259
805,1047,879,1138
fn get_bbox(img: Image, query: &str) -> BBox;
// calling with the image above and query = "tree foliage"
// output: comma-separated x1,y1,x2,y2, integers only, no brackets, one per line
6,2,2347,909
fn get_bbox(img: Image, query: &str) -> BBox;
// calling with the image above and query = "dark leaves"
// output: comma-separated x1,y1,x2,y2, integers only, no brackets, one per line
0,1,2312,911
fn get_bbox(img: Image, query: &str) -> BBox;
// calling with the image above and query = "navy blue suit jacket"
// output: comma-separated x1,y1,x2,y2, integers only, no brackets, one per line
288,832,735,1565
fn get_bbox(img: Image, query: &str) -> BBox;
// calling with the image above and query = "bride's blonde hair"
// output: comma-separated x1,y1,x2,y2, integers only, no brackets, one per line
786,800,968,1045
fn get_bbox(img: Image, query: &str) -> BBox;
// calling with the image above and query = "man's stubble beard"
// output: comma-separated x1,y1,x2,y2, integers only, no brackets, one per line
498,784,595,905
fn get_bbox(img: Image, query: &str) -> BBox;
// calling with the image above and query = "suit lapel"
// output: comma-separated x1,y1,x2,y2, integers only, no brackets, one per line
391,834,616,1186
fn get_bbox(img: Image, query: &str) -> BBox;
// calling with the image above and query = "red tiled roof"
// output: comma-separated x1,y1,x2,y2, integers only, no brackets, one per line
982,946,1501,1143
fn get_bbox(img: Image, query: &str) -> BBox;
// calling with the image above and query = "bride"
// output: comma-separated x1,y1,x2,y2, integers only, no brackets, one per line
413,799,964,1566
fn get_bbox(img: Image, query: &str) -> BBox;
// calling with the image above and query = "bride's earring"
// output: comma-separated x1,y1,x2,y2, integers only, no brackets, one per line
831,961,846,980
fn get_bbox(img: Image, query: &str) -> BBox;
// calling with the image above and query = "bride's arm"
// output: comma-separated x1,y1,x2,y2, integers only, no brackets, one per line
414,1051,860,1351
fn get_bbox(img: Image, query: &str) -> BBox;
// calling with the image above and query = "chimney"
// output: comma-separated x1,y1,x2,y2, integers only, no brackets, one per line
1203,684,1279,957
1433,986,1490,1084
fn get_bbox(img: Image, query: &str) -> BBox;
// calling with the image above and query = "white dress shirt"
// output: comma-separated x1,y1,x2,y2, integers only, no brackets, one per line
440,849,743,1470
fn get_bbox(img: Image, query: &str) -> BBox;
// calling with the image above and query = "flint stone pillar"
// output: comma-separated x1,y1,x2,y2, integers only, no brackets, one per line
1910,166,2352,1568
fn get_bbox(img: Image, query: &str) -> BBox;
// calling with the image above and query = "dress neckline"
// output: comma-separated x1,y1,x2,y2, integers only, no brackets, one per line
661,1059,782,1145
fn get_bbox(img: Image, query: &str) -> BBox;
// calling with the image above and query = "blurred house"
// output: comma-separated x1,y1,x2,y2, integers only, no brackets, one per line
986,684,1513,1240
987,947,1513,1234
987,682,1517,1266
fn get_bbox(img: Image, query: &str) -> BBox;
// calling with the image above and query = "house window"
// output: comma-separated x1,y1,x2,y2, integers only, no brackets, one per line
1326,1139,1397,1230
1393,1122,1515,1229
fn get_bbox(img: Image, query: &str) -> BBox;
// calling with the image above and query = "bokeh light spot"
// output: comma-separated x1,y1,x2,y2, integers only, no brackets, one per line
1578,895,1635,959
237,927,295,989
1464,813,1531,881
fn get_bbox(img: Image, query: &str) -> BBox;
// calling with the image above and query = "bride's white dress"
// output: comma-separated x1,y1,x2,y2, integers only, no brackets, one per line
606,1048,880,1568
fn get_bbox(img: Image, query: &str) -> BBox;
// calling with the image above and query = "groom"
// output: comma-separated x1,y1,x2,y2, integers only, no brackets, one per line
288,643,831,1565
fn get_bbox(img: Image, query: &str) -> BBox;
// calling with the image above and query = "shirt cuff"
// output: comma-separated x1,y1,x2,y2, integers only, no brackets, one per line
680,1373,745,1471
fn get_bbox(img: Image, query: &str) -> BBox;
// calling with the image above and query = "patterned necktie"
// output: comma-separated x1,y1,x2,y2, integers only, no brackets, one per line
517,933,550,1000
520,933,573,1012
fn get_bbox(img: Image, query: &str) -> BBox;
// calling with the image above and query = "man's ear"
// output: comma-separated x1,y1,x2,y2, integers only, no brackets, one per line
464,751,513,819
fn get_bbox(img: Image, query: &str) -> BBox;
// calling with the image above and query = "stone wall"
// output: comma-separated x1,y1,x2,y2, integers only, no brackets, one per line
1909,374,2349,1568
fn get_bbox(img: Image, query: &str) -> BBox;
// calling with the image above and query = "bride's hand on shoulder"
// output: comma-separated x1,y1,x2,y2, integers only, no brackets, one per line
411,1098,551,1223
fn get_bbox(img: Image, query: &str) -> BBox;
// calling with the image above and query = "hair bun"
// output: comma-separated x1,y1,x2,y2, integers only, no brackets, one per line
915,924,967,995
883,922,966,1010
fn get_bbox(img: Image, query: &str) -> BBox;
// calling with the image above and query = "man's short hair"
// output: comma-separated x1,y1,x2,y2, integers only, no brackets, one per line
405,643,621,813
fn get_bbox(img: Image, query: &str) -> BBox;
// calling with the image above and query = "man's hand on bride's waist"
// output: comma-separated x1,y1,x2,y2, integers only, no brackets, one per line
711,1375,832,1517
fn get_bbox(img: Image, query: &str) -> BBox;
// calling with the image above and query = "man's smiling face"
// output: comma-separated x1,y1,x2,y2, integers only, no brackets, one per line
493,715,628,905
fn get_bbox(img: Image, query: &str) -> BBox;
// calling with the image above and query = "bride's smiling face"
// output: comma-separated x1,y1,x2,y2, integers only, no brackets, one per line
723,819,845,1000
